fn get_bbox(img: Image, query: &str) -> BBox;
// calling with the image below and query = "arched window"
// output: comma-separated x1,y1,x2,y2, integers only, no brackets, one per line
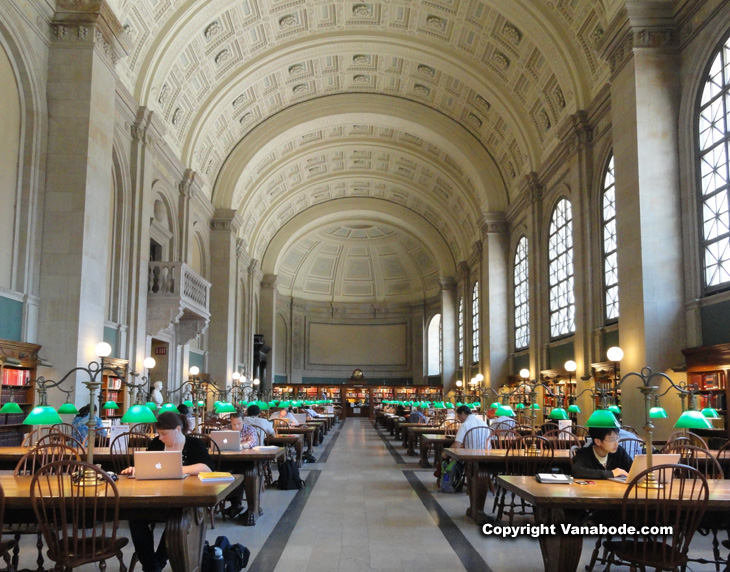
471,282,479,363
602,154,619,321
458,297,464,368
698,36,730,291
548,198,575,338
514,236,529,350
427,314,441,375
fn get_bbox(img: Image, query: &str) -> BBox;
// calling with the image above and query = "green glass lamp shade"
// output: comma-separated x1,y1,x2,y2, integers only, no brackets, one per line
702,407,720,419
649,406,668,419
585,409,621,428
607,405,621,414
0,402,23,414
213,401,222,409
549,408,570,420
434,402,445,409
159,403,180,414
23,405,63,425
196,400,206,408
102,401,119,410
674,410,712,429
530,403,542,410
215,402,237,413
121,404,158,424
514,403,526,410
258,401,270,410
145,401,158,410
490,402,500,409
472,401,481,408
183,400,194,408
495,405,516,417
567,404,581,414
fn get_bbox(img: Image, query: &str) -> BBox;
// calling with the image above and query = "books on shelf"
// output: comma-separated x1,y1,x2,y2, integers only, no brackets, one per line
1,369,30,386
198,471,235,483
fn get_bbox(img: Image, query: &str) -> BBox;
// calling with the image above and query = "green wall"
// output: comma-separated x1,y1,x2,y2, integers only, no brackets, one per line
0,296,22,341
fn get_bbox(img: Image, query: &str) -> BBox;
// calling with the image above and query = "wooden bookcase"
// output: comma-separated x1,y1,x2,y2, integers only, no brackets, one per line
682,343,730,440
0,339,41,445
99,357,128,424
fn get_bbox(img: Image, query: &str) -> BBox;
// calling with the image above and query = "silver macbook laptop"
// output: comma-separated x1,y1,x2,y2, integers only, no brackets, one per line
291,413,306,425
608,453,680,484
210,430,242,451
133,450,187,480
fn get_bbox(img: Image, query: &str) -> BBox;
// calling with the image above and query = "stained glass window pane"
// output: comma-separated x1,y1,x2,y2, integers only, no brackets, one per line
548,199,575,337
458,297,464,368
472,282,479,363
602,155,619,321
700,37,730,291
514,236,530,349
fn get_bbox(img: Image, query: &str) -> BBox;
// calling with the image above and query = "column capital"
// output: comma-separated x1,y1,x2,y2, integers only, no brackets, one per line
179,169,197,200
523,172,543,205
439,276,456,291
598,2,679,78
52,0,131,68
210,209,242,233
479,212,508,238
261,274,278,290
131,106,165,147
558,110,594,154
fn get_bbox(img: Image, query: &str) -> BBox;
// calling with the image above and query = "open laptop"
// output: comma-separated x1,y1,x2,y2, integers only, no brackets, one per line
291,413,306,425
608,453,680,484
210,430,242,451
133,450,187,480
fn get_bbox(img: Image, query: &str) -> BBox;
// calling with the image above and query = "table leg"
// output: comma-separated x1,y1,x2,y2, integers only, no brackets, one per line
534,507,584,572
407,431,418,456
239,461,263,526
420,440,431,467
304,432,313,455
401,427,409,448
166,506,207,572
464,461,493,525
294,438,303,466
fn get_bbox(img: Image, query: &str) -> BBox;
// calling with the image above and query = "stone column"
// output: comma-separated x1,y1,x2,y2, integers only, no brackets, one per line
525,173,544,378
207,210,242,388
481,214,509,389
38,1,129,396
259,274,278,391
600,3,684,434
440,277,457,395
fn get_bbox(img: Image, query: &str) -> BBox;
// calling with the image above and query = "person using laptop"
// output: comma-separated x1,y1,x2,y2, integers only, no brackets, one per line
230,410,259,449
243,404,275,436
269,406,300,426
124,412,214,572
572,427,632,479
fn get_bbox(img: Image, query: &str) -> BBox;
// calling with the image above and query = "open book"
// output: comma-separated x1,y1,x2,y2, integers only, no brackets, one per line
198,471,235,483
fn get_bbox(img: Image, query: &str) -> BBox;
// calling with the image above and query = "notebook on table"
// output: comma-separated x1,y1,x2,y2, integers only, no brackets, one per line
132,450,187,480
607,453,680,484
210,430,242,451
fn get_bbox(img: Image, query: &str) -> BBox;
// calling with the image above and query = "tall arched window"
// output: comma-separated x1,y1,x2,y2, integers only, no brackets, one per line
458,297,464,368
427,314,441,375
698,36,730,291
548,198,575,338
514,236,529,350
602,154,619,321
471,282,479,363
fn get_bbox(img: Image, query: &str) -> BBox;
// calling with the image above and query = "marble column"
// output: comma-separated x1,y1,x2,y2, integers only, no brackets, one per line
38,1,129,397
259,274,278,391
440,277,457,395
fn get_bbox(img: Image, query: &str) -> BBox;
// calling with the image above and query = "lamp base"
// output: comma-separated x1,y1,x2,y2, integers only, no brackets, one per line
636,473,663,490
72,468,102,487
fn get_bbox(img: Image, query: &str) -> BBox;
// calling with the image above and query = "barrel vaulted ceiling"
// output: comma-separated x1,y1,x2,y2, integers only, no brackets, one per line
113,0,617,303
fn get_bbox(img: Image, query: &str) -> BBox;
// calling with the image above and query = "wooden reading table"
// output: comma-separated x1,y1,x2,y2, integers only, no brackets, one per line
0,473,242,572
419,433,454,468
405,425,445,457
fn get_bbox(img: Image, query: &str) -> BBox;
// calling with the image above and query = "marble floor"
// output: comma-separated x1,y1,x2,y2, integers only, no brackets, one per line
9,418,724,571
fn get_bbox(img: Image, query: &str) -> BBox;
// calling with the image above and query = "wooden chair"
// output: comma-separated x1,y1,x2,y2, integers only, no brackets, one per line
664,430,710,451
35,432,86,455
620,425,640,437
489,420,515,432
542,429,582,450
572,425,589,443
109,431,152,474
661,443,724,479
602,464,708,572
715,439,730,476
441,420,461,438
489,428,520,449
253,426,273,487
461,426,491,449
20,427,56,447
0,482,16,572
7,444,81,572
31,460,128,571
494,436,554,525
538,422,560,435
618,436,646,459
187,433,223,528
128,423,155,436
50,422,75,437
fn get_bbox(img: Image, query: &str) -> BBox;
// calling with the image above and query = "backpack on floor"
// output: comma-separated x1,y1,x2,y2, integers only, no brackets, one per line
274,459,304,490
439,460,465,493
302,452,317,463
201,535,250,572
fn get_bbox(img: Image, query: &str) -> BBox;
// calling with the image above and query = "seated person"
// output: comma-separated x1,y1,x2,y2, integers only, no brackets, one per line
243,404,275,436
572,427,632,479
230,411,259,448
451,405,490,450
409,406,428,424
490,414,516,429
124,412,213,572
72,404,106,442
303,406,322,419
268,406,300,426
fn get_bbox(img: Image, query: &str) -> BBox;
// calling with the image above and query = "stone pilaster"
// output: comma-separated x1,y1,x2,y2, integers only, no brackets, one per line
259,274,278,390
440,277,457,394
39,0,129,399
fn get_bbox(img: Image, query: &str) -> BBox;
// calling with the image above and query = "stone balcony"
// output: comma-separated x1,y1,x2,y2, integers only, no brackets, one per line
146,262,211,343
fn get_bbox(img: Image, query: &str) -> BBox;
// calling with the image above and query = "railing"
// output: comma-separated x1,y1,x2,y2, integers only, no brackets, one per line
147,262,210,315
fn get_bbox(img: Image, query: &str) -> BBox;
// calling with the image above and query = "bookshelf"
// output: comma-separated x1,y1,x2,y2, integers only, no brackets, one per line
682,343,730,439
100,357,128,423
0,340,41,445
